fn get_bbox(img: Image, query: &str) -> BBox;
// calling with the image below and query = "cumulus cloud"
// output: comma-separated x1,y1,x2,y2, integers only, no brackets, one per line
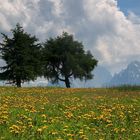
0,0,140,74
128,12,140,24
82,0,140,72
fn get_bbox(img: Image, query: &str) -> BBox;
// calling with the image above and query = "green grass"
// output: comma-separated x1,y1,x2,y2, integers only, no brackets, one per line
109,85,140,91
0,87,140,140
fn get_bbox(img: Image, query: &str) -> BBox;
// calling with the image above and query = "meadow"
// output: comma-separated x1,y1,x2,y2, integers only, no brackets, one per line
0,87,140,140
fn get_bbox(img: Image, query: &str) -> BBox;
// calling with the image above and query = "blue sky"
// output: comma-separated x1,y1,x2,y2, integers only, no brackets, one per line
118,0,140,15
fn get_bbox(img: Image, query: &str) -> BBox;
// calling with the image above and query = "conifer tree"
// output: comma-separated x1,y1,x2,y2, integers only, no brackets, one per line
0,24,41,87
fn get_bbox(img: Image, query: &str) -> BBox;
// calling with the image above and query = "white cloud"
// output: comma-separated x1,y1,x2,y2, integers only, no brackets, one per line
128,12,140,24
0,13,11,31
48,0,63,17
82,0,140,73
0,0,140,74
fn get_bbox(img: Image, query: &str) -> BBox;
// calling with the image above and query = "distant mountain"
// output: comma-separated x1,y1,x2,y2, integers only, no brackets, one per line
109,61,140,86
71,66,112,88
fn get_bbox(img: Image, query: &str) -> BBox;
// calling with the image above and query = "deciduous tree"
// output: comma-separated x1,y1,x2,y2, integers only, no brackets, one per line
42,32,98,88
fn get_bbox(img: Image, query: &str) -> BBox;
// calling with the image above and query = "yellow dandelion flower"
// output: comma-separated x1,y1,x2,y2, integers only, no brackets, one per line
121,128,126,132
37,128,43,134
114,128,119,133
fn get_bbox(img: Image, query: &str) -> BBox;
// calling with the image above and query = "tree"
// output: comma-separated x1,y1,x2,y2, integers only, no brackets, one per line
42,32,98,88
0,23,41,87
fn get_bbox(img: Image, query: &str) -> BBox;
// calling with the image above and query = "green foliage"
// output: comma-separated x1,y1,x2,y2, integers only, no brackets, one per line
42,32,98,88
0,23,41,87
110,85,140,91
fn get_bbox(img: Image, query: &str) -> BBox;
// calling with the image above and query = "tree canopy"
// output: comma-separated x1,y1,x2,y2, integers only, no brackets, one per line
42,32,98,88
0,24,41,87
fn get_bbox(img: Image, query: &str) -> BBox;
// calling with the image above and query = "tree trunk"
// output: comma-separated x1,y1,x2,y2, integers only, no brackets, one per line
65,77,70,88
16,78,21,87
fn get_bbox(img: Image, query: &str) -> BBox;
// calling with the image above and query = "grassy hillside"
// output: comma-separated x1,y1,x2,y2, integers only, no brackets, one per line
0,87,140,140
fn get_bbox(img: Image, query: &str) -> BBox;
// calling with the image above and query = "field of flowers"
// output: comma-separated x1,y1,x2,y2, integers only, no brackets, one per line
0,87,140,140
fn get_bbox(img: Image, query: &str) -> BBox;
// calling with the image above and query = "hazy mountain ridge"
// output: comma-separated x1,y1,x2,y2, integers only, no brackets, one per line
71,66,112,88
109,61,140,86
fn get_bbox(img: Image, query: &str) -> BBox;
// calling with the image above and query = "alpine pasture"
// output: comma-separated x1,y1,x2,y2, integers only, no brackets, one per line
0,87,140,140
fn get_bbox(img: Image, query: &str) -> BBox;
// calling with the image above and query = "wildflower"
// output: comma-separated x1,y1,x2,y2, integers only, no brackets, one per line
114,128,119,133
106,123,113,127
51,131,58,135
37,128,43,134
42,125,48,130
78,130,84,135
121,128,126,132
28,124,33,128
41,114,47,119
